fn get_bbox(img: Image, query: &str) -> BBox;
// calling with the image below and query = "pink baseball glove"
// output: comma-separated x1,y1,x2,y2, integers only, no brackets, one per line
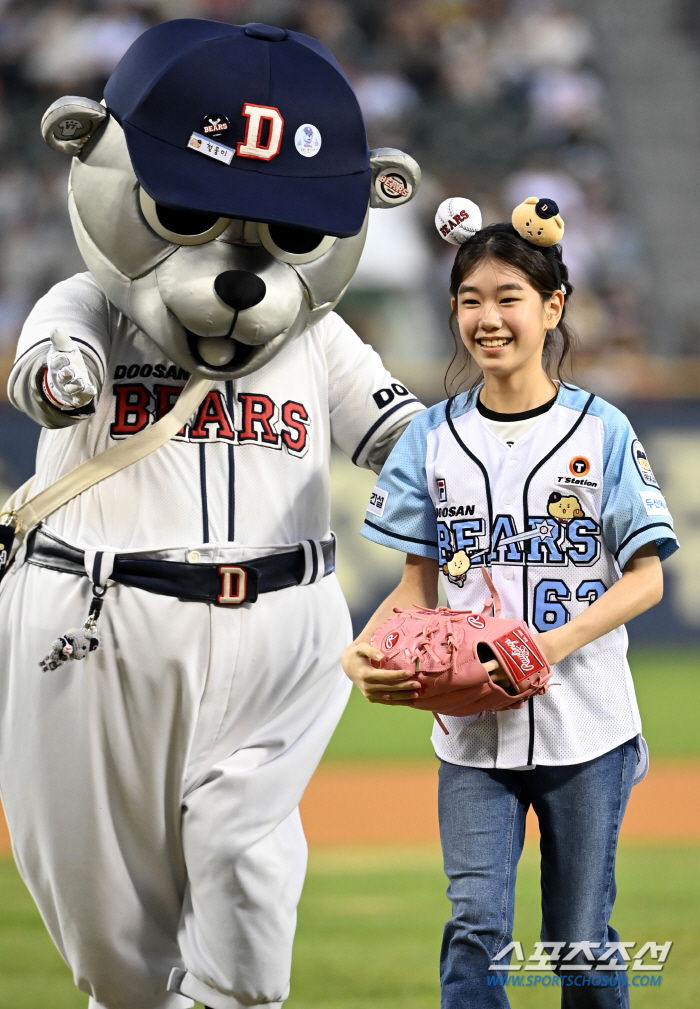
369,569,553,732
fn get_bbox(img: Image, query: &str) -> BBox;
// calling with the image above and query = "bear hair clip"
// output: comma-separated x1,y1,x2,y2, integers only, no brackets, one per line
511,196,566,293
511,196,564,247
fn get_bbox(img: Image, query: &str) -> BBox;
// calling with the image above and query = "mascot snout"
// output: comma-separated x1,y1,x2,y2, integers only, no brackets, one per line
152,239,304,369
214,271,266,312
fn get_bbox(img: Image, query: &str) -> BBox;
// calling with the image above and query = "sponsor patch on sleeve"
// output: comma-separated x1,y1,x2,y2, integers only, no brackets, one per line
367,486,388,518
639,490,671,517
631,439,659,488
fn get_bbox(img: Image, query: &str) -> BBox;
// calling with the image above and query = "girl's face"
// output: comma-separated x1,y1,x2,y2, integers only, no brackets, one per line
451,257,564,380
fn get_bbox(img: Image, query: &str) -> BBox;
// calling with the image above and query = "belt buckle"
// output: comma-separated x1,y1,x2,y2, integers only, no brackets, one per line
217,564,247,605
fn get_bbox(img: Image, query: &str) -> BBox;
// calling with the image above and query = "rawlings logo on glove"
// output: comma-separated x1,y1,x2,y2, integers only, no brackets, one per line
370,569,553,733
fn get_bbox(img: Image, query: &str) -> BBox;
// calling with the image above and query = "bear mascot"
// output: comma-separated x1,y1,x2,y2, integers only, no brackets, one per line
0,20,424,1009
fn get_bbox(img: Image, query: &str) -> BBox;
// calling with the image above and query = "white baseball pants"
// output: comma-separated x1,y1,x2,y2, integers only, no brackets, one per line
0,561,353,1009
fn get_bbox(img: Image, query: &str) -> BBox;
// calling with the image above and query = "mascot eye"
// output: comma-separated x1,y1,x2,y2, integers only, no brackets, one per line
156,205,219,235
139,188,230,245
259,223,336,264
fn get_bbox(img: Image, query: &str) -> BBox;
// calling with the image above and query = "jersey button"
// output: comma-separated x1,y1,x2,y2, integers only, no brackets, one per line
504,569,514,581
186,550,201,563
503,494,513,506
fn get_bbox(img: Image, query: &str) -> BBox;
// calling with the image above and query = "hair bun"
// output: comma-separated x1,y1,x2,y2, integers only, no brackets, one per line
435,197,482,245
511,196,565,247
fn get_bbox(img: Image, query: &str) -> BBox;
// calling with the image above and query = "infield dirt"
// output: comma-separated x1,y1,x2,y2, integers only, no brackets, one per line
0,759,698,854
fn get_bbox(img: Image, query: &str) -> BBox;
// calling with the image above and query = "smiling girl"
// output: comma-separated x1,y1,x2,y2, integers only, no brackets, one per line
342,210,678,1007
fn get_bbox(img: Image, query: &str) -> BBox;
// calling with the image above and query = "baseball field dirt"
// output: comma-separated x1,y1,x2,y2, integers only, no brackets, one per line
0,759,698,853
298,759,700,844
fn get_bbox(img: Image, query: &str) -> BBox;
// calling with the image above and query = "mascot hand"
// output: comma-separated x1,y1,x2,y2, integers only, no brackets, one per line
44,329,97,410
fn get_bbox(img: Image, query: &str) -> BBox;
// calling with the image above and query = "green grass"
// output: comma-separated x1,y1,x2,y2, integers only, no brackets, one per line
629,650,700,758
323,649,700,762
0,844,698,1008
289,844,700,1008
322,686,435,762
0,858,84,1009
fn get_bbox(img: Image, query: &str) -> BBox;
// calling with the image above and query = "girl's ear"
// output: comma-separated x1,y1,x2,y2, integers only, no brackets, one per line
545,289,565,327
451,296,456,312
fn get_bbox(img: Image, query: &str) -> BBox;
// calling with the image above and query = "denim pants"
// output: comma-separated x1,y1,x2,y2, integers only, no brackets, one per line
438,739,638,1009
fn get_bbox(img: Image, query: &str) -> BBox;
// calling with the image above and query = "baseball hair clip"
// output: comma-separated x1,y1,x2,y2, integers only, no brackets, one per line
434,197,483,245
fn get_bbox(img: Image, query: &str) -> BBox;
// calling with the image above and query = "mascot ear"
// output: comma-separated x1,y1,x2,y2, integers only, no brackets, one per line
41,96,108,156
369,148,422,209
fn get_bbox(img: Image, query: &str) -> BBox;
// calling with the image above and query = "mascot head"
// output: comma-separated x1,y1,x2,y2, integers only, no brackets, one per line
41,20,421,379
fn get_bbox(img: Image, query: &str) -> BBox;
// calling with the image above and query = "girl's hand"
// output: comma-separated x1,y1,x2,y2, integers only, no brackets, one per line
341,641,421,705
483,657,511,688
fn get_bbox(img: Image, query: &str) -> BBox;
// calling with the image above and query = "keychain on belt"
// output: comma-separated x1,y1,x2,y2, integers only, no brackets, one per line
39,584,107,672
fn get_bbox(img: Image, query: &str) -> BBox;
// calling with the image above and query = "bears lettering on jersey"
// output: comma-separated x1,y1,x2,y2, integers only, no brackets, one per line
436,503,601,569
110,382,310,456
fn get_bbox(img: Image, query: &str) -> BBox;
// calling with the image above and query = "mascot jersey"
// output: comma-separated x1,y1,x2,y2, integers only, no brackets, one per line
9,272,421,550
0,19,428,1009
362,386,679,770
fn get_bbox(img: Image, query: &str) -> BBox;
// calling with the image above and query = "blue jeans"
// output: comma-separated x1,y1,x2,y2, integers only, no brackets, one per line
438,739,638,1008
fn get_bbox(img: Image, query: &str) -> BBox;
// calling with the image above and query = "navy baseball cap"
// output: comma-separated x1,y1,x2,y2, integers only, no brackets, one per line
104,19,370,237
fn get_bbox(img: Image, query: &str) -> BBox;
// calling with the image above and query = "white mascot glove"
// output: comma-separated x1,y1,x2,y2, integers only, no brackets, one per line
43,328,97,410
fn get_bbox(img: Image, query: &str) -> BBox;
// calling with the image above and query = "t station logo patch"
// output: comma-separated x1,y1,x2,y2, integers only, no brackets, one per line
569,456,590,476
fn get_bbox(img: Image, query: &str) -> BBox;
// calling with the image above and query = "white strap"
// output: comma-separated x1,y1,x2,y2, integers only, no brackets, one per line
300,539,325,585
10,375,213,535
83,549,116,586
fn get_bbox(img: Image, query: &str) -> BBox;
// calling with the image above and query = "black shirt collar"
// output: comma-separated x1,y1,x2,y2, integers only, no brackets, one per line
476,390,558,423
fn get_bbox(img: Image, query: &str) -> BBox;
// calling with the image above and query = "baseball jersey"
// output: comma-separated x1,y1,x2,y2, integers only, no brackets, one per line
8,272,424,552
361,385,679,769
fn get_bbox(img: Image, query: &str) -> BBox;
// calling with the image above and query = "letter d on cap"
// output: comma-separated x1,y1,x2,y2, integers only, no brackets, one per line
237,103,284,160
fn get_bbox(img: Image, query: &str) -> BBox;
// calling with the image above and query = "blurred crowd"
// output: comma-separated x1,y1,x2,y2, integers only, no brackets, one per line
0,0,647,401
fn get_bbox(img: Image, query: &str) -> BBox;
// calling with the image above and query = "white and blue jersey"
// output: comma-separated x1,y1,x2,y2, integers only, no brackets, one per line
361,384,679,769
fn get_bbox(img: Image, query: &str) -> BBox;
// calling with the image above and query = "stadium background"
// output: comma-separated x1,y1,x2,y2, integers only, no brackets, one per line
0,0,698,1006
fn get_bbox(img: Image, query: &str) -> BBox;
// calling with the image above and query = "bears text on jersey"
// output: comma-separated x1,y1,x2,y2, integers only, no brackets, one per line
110,382,310,455
437,510,601,568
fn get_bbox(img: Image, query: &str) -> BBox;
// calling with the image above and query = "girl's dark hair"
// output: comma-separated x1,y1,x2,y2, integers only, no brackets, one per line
445,222,577,398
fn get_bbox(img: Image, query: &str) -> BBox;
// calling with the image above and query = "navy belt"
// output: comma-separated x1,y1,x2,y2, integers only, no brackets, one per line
25,528,335,606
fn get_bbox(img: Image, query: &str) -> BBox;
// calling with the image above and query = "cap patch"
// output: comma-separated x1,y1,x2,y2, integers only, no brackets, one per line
201,114,230,139
237,103,284,161
187,132,234,165
295,123,322,157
